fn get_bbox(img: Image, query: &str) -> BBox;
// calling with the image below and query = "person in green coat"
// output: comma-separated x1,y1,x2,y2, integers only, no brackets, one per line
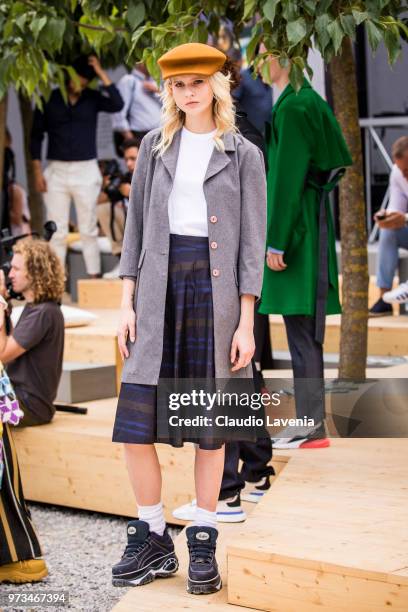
258,49,352,449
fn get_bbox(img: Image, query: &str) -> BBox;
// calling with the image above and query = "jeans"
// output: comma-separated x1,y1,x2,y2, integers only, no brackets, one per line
377,226,408,289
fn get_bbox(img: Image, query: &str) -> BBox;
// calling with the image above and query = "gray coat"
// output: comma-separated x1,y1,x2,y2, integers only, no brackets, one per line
119,127,266,384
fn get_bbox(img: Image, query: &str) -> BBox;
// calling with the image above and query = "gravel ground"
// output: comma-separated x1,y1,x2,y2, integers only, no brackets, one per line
1,503,181,612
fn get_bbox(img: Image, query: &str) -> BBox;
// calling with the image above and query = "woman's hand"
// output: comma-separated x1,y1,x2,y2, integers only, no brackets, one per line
266,251,287,271
117,306,136,360
230,325,255,372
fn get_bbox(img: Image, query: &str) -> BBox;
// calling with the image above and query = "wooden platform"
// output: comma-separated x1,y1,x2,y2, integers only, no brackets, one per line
227,439,408,611
78,279,122,309
11,398,286,526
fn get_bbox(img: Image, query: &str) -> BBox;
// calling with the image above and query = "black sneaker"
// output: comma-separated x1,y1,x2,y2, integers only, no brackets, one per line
112,520,178,587
369,297,393,317
186,526,222,595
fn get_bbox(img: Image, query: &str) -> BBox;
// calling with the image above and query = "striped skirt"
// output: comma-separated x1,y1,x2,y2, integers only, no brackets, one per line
0,424,42,564
113,234,222,449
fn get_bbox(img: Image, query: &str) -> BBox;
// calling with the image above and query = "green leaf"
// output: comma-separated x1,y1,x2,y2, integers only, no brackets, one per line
383,26,401,64
366,20,383,52
289,61,304,92
316,0,333,15
263,0,280,26
243,0,257,22
315,13,331,52
127,2,146,29
327,18,344,54
352,10,368,26
30,16,47,41
340,14,356,40
246,32,261,63
301,0,316,16
39,18,66,52
286,17,307,49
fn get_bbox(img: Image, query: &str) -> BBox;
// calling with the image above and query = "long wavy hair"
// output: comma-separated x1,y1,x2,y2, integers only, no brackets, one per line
13,239,66,304
153,70,236,157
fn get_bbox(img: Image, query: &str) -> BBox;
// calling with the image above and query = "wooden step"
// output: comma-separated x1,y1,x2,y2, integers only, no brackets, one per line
63,309,122,392
78,279,122,309
56,362,116,403
227,438,408,611
271,313,408,356
11,397,284,529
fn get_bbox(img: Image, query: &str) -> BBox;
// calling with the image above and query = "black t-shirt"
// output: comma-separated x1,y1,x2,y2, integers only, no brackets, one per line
7,301,65,422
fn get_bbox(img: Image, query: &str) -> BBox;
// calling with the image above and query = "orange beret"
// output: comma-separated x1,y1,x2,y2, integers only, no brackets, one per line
158,43,226,79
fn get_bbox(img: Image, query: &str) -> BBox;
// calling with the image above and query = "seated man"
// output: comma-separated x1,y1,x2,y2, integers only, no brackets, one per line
0,239,65,426
370,136,408,316
98,138,140,278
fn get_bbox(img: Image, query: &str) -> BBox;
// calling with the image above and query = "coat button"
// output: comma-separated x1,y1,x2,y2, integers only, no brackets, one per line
210,215,218,223
212,268,220,277
210,241,218,249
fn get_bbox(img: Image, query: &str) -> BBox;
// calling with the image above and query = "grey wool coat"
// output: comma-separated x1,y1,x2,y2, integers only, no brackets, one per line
119,127,266,384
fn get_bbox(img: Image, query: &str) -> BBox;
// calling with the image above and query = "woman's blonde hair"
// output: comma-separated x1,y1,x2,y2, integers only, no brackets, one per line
153,71,236,156
13,238,66,304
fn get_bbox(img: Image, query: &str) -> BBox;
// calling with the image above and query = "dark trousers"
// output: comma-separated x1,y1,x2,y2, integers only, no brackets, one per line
0,424,43,565
219,361,274,500
283,315,325,425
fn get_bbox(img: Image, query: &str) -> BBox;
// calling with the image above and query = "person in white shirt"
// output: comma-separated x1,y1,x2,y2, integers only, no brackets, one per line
370,136,408,314
111,63,161,155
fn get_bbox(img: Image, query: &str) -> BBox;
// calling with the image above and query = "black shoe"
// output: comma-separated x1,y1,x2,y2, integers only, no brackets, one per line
186,526,222,595
112,520,178,587
369,297,393,317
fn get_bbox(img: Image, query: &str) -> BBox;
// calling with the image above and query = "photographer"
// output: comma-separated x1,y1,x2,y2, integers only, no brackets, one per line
0,239,65,427
97,139,140,279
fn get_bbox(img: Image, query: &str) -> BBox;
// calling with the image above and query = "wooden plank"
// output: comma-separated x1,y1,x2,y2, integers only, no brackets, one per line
227,439,408,611
78,279,122,309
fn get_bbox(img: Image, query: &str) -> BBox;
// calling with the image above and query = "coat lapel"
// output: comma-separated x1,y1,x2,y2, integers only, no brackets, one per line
204,132,235,182
161,128,182,181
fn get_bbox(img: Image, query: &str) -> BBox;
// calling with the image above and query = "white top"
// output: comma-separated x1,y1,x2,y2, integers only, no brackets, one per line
168,127,216,237
389,164,408,213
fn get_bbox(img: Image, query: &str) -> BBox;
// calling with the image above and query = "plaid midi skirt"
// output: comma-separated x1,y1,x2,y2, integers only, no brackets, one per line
113,234,222,449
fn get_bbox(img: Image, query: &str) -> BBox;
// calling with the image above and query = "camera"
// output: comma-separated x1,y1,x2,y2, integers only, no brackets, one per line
101,159,131,204
0,221,57,300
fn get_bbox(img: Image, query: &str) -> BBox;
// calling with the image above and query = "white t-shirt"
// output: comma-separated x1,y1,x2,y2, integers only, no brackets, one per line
389,164,408,213
168,127,216,236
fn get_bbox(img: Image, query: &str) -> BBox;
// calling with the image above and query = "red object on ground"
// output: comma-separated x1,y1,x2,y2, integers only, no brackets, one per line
300,438,331,449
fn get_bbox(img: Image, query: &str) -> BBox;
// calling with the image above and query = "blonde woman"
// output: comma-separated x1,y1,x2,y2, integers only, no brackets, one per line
112,43,266,595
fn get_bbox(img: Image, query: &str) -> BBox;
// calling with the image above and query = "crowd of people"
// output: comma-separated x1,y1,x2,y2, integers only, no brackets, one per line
0,28,404,599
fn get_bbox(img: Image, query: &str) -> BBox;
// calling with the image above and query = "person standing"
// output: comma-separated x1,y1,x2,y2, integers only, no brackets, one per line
30,55,124,277
111,43,266,594
259,48,352,449
111,63,161,156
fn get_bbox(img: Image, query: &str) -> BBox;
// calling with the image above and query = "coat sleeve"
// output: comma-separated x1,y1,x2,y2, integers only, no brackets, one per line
266,104,313,252
238,143,267,299
119,135,151,279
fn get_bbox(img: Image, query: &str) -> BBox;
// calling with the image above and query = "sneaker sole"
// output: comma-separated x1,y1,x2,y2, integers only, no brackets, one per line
368,311,393,317
0,567,48,583
187,576,222,595
112,556,179,587
241,492,265,503
300,438,331,449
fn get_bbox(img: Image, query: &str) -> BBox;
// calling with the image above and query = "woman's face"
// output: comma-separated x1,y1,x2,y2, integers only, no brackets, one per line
170,74,214,117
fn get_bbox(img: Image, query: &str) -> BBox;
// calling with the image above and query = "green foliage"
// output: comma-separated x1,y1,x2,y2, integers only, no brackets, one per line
0,0,407,100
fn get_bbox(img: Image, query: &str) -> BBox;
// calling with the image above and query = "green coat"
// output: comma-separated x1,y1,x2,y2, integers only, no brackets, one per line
258,80,352,316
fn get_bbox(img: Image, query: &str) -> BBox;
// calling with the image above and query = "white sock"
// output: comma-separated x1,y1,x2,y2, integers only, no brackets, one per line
193,506,217,529
138,502,165,536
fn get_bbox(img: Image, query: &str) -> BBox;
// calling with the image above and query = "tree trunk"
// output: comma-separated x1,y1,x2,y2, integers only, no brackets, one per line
18,92,44,233
0,94,7,197
330,38,368,380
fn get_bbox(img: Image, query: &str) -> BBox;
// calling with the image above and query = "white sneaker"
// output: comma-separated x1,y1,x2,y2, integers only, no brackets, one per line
172,495,246,523
383,282,408,304
103,262,120,279
241,476,271,503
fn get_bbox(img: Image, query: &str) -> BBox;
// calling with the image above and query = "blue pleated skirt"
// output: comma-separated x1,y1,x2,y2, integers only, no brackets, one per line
112,234,222,449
